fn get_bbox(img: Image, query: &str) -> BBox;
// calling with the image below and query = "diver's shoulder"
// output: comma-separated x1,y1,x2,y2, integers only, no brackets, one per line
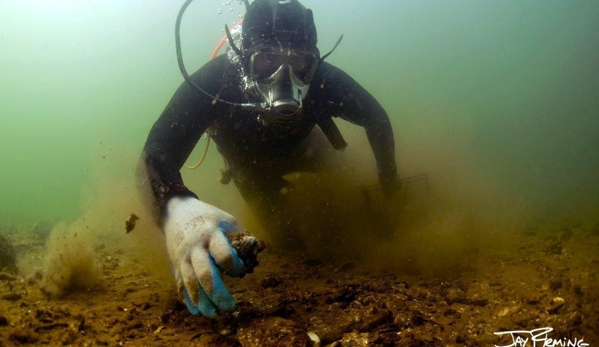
314,61,356,86
205,54,230,69
189,55,230,81
317,61,354,78
317,61,344,73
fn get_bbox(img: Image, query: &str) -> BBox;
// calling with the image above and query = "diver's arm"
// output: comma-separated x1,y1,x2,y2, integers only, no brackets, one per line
136,60,250,319
362,104,398,198
137,61,223,224
317,63,399,197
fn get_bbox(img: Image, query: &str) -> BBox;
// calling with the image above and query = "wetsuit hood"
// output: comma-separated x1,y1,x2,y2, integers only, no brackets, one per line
242,0,319,60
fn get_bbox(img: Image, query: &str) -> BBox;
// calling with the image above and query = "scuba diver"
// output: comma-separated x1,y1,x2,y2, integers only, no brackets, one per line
137,0,399,318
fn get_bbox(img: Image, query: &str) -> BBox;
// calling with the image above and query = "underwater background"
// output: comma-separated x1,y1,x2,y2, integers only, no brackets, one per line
1,0,598,228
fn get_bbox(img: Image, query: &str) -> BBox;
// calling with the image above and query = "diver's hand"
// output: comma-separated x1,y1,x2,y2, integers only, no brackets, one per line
164,196,245,318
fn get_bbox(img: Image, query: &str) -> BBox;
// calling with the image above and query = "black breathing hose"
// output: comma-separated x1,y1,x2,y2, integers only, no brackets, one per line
175,0,261,109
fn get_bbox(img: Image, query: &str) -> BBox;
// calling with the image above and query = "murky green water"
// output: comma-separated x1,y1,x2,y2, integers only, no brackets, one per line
1,0,598,227
0,3,598,345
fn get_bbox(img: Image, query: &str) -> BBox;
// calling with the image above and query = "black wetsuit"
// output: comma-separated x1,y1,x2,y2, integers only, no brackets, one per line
139,55,398,229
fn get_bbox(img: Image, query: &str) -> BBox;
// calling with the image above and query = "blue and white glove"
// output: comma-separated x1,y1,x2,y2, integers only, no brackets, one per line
164,196,246,318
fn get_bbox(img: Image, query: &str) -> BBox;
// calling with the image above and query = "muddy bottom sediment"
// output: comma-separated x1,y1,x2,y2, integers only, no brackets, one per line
1,214,598,347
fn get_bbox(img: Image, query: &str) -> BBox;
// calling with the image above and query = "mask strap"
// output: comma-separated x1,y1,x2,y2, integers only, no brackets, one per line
321,34,344,61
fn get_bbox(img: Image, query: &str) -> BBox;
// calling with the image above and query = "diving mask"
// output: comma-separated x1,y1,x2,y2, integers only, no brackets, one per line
249,47,320,125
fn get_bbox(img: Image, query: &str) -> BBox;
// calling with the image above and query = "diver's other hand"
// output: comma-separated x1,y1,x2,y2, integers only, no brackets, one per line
164,196,245,318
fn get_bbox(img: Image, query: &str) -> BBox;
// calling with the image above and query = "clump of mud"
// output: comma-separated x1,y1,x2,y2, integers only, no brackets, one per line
0,233,17,269
40,221,100,298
